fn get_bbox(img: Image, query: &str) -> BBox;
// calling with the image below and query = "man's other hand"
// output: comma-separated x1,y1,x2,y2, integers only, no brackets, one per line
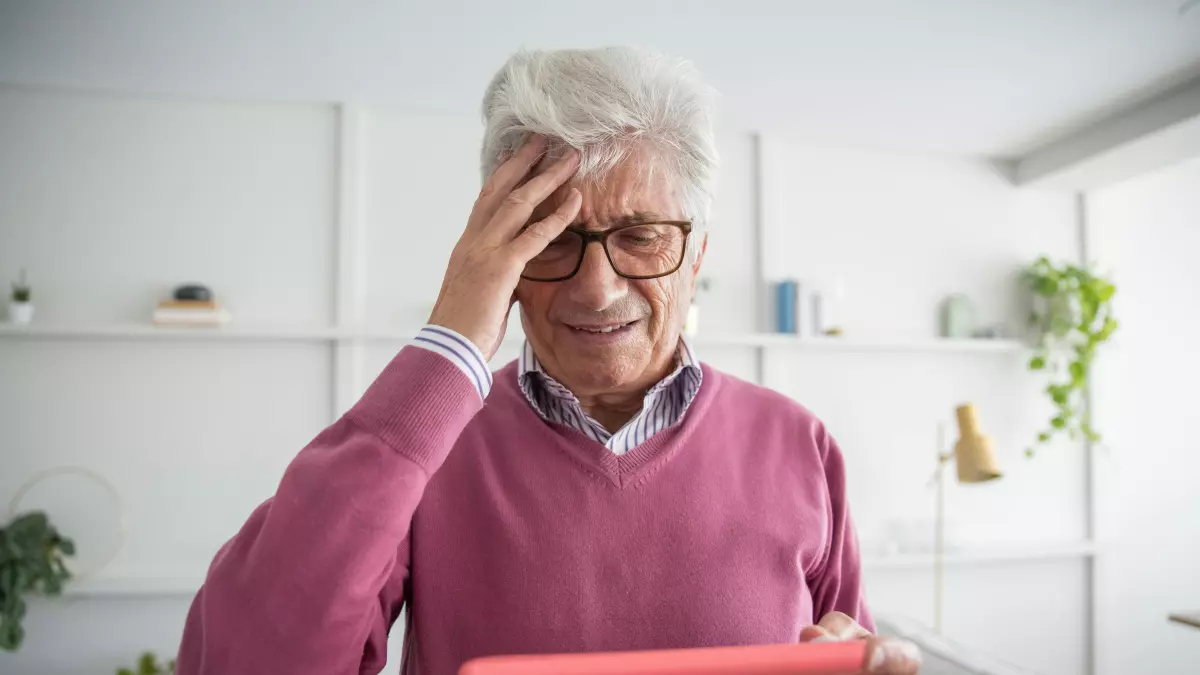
800,612,921,674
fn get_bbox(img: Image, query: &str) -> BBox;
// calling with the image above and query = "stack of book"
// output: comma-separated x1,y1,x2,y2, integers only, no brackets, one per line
153,300,231,326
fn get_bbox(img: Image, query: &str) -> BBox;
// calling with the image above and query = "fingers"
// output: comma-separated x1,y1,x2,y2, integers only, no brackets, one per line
485,148,580,243
861,636,921,675
473,135,549,224
798,625,830,642
805,611,871,641
801,613,919,674
508,188,582,262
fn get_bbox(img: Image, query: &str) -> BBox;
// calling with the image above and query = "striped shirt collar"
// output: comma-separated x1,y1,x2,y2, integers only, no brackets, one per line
517,336,703,455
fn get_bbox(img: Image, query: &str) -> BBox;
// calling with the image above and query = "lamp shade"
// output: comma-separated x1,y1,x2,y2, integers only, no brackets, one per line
952,404,1002,483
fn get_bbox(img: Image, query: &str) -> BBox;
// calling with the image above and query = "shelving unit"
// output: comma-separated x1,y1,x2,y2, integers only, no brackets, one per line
0,323,1026,353
695,333,1025,353
56,539,1095,597
60,576,204,598
0,94,1103,674
863,540,1097,571
0,323,343,342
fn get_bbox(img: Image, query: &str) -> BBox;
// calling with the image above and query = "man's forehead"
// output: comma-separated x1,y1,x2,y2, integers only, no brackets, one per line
532,170,682,226
573,167,680,214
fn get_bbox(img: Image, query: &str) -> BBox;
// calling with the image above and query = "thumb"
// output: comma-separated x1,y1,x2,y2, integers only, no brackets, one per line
799,625,836,643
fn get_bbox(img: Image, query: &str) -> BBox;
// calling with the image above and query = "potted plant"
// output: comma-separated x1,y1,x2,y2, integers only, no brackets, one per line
1024,256,1118,455
0,511,75,651
116,651,177,675
9,268,33,325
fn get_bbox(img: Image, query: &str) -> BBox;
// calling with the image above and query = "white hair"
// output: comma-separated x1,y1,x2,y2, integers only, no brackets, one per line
480,47,719,251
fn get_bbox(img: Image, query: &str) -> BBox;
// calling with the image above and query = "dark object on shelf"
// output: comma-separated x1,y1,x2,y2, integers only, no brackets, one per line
973,324,1007,339
173,284,213,302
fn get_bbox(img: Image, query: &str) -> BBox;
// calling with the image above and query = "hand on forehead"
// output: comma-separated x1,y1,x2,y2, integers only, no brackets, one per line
528,145,682,228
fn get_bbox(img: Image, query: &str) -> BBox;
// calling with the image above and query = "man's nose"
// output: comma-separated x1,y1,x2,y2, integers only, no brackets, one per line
565,241,626,311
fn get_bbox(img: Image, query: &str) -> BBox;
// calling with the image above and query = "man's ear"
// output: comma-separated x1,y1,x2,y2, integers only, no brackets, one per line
691,233,708,276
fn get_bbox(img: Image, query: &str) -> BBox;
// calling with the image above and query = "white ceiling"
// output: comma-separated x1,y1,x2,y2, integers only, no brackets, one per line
2,0,1199,156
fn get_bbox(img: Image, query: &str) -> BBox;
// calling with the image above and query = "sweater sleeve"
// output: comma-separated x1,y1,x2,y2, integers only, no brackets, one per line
809,429,875,633
176,346,484,675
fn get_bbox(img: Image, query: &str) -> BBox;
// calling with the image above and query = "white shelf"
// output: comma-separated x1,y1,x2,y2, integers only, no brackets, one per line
1,323,1026,353
57,576,203,597
694,334,1025,352
0,323,343,341
863,540,1097,570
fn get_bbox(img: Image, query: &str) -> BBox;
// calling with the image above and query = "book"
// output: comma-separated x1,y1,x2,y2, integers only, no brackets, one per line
153,307,232,326
157,300,218,310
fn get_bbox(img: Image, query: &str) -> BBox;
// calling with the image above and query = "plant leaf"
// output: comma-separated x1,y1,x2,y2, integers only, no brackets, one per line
1069,361,1086,384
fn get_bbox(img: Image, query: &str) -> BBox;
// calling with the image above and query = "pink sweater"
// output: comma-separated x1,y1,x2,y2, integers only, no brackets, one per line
177,347,872,675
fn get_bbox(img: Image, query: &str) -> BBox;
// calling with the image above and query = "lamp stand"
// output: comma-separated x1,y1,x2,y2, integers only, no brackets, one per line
934,423,952,635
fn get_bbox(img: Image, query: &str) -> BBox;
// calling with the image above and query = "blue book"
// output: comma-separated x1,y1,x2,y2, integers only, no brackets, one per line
776,280,798,334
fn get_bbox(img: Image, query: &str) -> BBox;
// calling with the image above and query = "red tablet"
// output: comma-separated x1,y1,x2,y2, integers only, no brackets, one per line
459,641,867,675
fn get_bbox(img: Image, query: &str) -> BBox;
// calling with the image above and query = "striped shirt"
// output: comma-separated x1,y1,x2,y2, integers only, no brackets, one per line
517,338,703,455
411,326,703,455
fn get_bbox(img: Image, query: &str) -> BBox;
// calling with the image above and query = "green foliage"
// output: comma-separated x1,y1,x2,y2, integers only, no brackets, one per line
11,268,31,303
1025,256,1118,455
0,511,75,651
116,651,176,675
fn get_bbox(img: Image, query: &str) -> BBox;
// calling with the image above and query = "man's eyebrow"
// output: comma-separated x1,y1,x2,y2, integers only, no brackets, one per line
610,212,664,226
569,211,669,228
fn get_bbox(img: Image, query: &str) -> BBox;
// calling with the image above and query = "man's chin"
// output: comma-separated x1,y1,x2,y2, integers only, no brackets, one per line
551,345,646,390
557,364,641,396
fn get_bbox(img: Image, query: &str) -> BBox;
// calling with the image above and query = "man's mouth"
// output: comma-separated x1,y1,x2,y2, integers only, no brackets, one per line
566,320,637,334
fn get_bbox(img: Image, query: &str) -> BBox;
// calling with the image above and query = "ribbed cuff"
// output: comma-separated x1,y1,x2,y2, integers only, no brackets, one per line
409,325,493,400
346,346,484,472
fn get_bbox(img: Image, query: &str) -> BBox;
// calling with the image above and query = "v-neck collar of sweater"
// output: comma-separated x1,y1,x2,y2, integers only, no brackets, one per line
492,360,720,489
516,337,704,455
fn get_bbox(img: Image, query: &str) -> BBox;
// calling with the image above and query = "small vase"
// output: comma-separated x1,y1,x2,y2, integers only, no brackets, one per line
8,302,34,325
941,295,976,339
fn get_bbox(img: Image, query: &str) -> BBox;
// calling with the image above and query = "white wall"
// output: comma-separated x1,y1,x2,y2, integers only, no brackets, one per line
1088,159,1200,675
2,87,1094,674
760,138,1088,675
0,86,337,325
3,1,1200,157
0,86,341,674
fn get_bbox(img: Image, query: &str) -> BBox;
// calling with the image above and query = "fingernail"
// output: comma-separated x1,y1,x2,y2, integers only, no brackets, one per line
873,640,921,671
894,640,922,663
867,646,886,672
810,635,840,643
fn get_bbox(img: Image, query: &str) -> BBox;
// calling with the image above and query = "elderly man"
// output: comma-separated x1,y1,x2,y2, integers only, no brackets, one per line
177,48,920,675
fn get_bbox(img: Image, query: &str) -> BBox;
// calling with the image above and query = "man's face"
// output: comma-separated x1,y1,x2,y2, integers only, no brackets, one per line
516,154,706,398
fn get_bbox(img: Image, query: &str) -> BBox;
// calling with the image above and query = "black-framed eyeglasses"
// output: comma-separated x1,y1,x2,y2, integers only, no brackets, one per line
521,220,693,282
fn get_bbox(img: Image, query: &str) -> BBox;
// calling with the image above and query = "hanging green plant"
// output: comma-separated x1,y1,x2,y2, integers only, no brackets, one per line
1025,256,1118,456
0,511,75,651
